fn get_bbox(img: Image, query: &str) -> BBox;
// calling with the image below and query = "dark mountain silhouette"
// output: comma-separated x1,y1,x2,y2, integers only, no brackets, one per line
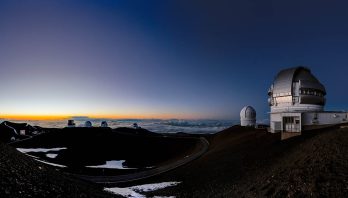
0,121,44,142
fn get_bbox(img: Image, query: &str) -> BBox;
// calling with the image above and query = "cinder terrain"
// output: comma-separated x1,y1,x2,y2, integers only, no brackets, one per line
1,123,348,198
11,127,202,177
238,127,348,198
128,126,348,198
0,141,119,198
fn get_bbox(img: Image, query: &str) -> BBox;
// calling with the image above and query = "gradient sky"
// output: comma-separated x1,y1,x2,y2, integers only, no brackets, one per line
1,0,348,121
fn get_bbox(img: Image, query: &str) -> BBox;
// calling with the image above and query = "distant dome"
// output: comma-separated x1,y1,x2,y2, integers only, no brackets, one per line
133,123,140,129
85,121,92,127
101,121,108,127
268,66,326,112
67,120,76,128
240,106,256,127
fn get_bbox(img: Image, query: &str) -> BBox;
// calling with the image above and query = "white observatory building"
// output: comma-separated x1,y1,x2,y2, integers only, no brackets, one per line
240,106,256,127
268,66,348,135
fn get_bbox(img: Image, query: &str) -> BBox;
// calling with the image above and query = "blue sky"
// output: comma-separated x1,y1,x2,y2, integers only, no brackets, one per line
1,0,348,121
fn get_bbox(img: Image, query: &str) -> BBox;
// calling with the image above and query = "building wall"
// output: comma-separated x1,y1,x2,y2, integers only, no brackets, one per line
270,111,348,133
270,113,282,133
270,112,302,133
302,112,348,127
271,104,324,113
241,119,256,127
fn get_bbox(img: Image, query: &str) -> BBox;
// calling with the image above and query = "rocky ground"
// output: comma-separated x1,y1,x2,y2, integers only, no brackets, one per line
238,127,348,198
11,127,201,176
126,126,348,197
1,124,347,198
0,141,119,198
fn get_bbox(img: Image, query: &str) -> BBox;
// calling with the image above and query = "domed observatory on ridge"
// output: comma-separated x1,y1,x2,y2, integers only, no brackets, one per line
240,106,256,127
84,121,92,127
268,66,348,135
67,120,76,128
100,121,108,127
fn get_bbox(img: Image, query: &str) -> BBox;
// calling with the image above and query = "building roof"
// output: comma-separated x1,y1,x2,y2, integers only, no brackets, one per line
271,66,326,95
240,106,256,119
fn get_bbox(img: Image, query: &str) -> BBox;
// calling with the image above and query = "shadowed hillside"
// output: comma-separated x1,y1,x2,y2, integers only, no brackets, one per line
2,124,347,197
11,127,201,177
236,127,348,197
0,141,119,198
0,121,44,142
127,126,348,198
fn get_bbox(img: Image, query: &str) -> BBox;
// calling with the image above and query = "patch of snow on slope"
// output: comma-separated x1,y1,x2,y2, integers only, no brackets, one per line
105,187,144,198
105,181,181,198
86,160,136,169
46,153,58,158
130,182,181,192
17,147,67,153
34,159,67,168
24,154,40,159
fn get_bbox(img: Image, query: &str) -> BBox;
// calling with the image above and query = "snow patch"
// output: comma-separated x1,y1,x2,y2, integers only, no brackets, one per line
105,182,180,198
34,159,66,168
24,154,40,159
86,160,136,169
46,153,58,158
17,147,67,153
130,182,181,192
105,187,144,198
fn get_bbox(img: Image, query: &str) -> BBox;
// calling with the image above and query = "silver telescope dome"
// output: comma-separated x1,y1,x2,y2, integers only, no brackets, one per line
240,106,256,127
268,66,326,112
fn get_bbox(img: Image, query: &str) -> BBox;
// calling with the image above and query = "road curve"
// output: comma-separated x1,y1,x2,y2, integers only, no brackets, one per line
70,137,210,184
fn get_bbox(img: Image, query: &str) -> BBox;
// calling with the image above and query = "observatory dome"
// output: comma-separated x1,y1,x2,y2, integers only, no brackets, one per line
101,121,108,127
240,106,256,127
85,121,92,127
268,66,326,112
67,120,75,128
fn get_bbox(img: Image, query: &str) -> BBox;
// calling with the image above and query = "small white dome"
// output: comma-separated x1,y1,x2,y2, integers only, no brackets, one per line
240,106,256,127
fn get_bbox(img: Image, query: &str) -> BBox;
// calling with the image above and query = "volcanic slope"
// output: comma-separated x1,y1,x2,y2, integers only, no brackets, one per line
0,142,119,198
127,126,348,198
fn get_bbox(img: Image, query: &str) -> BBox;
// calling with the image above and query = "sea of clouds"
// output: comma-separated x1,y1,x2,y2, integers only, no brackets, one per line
1,118,237,134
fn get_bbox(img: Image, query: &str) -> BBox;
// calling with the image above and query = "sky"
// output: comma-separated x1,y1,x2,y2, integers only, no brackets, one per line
1,0,348,121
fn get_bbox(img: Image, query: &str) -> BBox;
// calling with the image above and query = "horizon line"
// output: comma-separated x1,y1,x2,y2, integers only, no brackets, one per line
0,114,236,121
